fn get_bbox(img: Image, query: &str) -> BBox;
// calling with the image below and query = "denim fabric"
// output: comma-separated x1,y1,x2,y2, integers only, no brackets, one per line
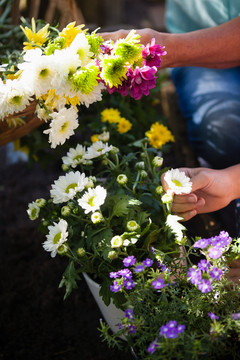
171,66,240,169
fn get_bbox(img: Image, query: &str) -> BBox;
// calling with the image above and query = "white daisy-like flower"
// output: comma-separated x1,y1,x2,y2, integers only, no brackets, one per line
111,235,123,248
84,141,114,159
97,131,110,142
43,107,79,148
20,53,57,97
126,220,140,232
166,214,186,244
77,185,107,214
0,78,32,119
78,81,106,108
161,190,174,204
27,201,40,220
164,168,192,195
50,171,89,204
69,32,94,67
43,219,68,258
62,144,87,168
51,48,82,97
91,211,104,224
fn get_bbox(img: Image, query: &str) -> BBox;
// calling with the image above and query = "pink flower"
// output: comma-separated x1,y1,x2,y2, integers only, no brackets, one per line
142,38,167,67
128,65,157,100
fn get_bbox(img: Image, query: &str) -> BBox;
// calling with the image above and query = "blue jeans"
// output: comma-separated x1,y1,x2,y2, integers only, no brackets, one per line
171,66,240,169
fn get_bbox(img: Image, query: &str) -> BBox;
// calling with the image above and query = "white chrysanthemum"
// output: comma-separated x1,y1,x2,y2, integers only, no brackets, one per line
27,201,40,220
0,78,32,119
97,131,110,142
51,48,82,97
20,53,57,97
166,214,186,244
78,81,106,108
62,144,87,168
91,211,104,224
164,168,192,194
50,171,89,204
77,185,107,214
43,219,68,258
111,235,123,248
69,32,94,67
43,107,79,148
161,190,174,204
84,141,114,159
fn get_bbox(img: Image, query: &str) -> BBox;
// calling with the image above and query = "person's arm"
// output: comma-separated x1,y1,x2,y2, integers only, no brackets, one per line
161,164,240,221
99,17,240,69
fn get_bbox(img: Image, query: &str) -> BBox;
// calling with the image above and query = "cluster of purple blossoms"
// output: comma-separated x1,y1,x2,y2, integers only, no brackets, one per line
232,312,240,320
187,258,223,293
118,308,136,335
110,256,155,293
148,320,185,354
193,231,232,260
141,38,167,68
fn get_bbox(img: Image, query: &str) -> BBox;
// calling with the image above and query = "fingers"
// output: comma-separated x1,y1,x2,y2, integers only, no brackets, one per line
171,195,205,221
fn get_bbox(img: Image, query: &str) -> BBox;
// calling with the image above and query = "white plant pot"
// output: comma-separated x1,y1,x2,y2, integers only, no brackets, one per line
83,273,125,335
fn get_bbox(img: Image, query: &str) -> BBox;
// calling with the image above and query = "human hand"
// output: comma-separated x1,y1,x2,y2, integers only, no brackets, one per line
161,167,234,221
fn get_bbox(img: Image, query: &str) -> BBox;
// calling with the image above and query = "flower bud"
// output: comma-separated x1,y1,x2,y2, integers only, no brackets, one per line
91,211,104,224
57,243,68,256
140,170,148,179
126,220,140,232
108,251,118,260
161,191,173,204
35,198,46,208
62,163,70,172
153,156,163,167
155,185,163,195
85,160,93,166
61,205,71,217
110,146,119,155
111,235,123,248
135,161,145,170
77,248,86,257
117,174,128,185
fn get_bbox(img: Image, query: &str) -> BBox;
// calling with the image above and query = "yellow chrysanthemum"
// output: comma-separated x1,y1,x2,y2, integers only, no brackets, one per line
59,22,86,47
101,108,121,123
64,95,80,110
39,89,60,109
145,122,174,149
91,134,99,143
20,18,50,50
117,117,132,134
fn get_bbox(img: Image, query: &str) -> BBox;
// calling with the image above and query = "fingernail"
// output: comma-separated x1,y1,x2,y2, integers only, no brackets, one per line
188,195,196,203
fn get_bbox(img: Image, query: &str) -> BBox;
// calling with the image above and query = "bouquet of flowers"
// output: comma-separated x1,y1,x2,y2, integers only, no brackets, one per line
100,230,240,360
0,18,166,148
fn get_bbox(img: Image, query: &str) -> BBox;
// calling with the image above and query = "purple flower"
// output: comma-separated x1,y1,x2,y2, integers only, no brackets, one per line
117,268,133,279
123,278,135,290
207,247,223,259
152,277,165,290
193,238,212,249
109,271,119,278
187,267,202,285
143,258,153,267
125,308,134,320
123,255,136,267
209,267,223,281
197,259,211,271
110,280,122,293
197,279,212,293
127,324,136,334
208,312,219,320
160,320,185,339
127,65,157,100
134,264,145,273
232,312,240,320
147,339,158,354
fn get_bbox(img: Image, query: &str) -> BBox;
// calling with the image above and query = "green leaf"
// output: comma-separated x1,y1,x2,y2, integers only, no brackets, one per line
111,196,131,218
59,261,81,300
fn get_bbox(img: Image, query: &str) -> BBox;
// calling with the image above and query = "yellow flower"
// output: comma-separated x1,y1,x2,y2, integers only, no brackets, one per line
145,122,174,149
117,117,132,134
64,95,80,110
101,108,121,123
91,134,99,143
59,22,86,47
20,18,50,50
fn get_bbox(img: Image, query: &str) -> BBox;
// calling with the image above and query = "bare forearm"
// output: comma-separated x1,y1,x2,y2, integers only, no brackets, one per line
222,164,240,202
152,17,240,69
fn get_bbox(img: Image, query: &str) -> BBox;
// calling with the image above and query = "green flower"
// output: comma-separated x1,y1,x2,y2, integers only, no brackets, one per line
86,33,103,55
71,65,100,94
115,42,142,64
44,36,66,55
100,57,127,88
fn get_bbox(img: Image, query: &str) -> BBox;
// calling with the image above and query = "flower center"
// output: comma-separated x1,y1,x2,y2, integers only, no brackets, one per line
172,179,182,187
88,196,96,206
39,68,49,78
61,122,68,132
11,95,22,105
53,232,62,244
65,183,77,193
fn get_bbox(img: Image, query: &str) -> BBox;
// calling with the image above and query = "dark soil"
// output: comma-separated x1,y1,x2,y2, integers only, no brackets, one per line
0,148,132,360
